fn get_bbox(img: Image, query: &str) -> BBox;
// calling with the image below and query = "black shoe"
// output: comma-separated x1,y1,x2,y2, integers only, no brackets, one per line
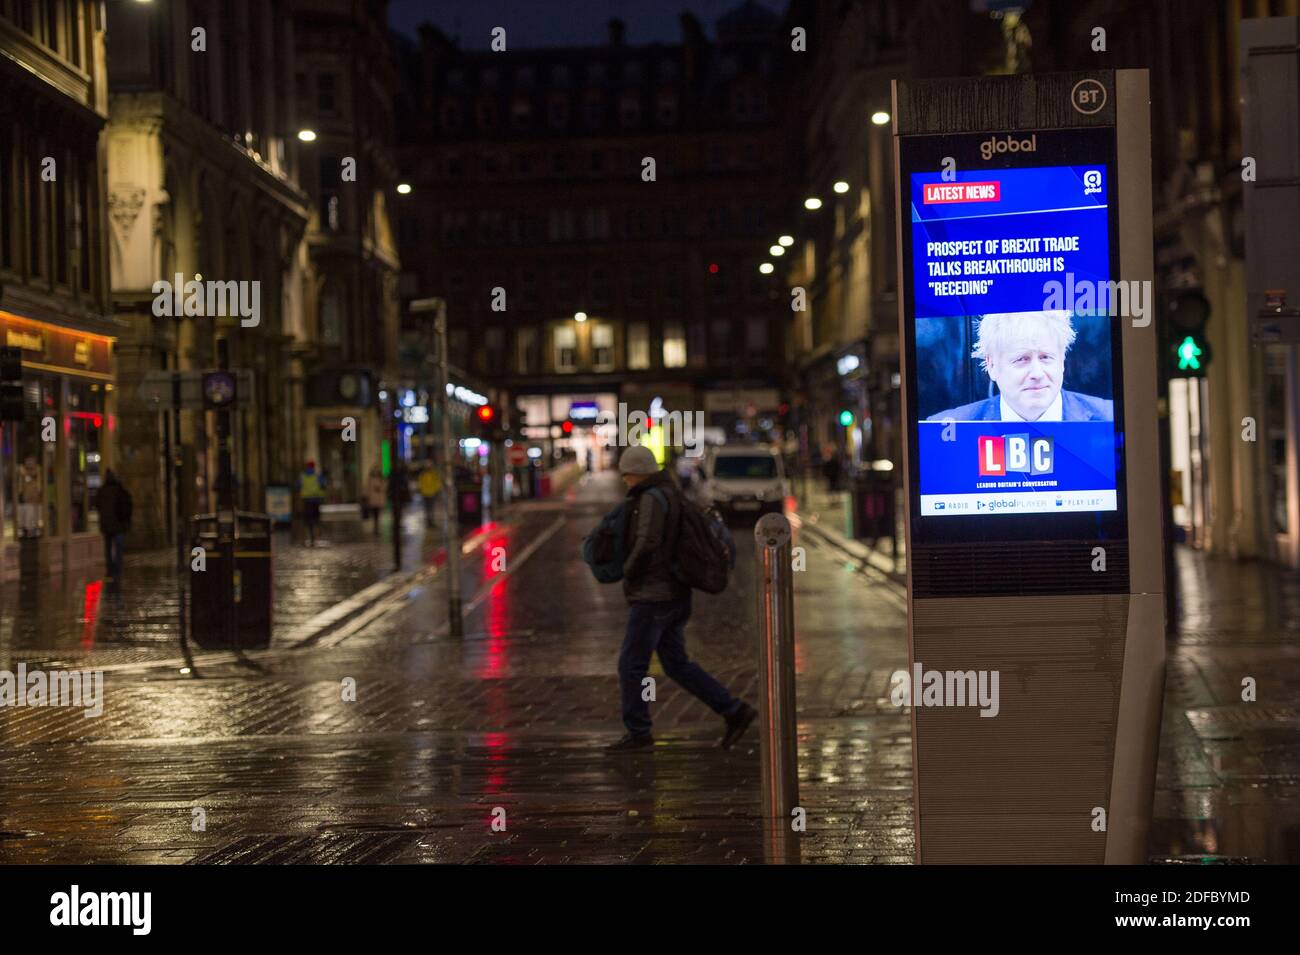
605,732,654,753
721,702,757,750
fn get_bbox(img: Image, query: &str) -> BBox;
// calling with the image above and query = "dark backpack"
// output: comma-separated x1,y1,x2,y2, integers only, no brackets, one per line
582,500,632,583
667,496,734,595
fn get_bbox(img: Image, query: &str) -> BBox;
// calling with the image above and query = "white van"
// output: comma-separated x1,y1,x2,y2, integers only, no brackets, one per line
698,444,787,520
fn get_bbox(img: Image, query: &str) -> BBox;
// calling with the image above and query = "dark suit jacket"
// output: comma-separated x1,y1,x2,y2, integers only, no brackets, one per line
927,390,1113,422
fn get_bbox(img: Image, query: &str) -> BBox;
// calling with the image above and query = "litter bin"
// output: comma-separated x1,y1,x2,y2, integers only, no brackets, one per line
455,480,483,530
189,511,273,649
850,470,897,554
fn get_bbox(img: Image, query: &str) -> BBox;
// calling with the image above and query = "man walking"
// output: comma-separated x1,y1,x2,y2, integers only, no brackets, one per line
417,459,442,528
607,445,756,753
388,458,411,570
298,460,326,546
92,468,132,585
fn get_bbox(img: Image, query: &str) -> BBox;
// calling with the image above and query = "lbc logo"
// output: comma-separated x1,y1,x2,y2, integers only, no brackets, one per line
978,434,1054,476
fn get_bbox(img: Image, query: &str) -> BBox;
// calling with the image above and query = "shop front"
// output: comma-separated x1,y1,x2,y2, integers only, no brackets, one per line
0,312,115,581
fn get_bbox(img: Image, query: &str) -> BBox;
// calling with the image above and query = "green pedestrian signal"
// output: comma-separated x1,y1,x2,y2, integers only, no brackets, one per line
1171,334,1211,377
839,409,855,427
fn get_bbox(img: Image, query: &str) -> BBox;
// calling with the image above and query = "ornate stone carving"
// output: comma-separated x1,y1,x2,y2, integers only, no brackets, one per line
108,186,147,237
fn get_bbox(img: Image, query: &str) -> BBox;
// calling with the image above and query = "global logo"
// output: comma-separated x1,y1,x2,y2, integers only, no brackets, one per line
979,133,1038,161
1083,169,1103,196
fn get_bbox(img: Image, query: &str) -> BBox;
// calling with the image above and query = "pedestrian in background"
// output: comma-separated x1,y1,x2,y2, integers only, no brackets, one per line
607,446,756,753
417,459,442,528
388,458,411,569
298,460,326,547
92,468,132,585
18,455,42,538
365,465,386,535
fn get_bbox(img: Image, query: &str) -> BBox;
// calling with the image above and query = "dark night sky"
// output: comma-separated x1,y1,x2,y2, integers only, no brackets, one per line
387,0,786,47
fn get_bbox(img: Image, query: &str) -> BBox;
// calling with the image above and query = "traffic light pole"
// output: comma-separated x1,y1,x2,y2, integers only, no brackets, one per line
434,301,464,637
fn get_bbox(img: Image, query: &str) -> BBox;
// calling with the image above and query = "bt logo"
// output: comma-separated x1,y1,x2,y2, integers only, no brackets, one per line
977,434,1054,476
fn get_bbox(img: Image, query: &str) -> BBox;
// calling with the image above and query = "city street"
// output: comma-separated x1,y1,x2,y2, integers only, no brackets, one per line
2,475,1298,864
0,475,913,864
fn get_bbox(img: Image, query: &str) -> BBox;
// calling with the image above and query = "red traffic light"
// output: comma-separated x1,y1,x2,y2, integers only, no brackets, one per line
561,420,573,434
476,405,495,423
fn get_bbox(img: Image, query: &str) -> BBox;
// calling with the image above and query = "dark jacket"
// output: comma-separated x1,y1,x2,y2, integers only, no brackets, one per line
94,476,132,537
622,470,688,603
388,465,411,506
928,390,1113,422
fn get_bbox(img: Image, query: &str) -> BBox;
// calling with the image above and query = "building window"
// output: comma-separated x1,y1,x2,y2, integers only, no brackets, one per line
592,324,614,372
485,327,505,373
511,96,533,129
548,208,576,242
516,327,539,374
656,92,677,126
441,101,461,132
628,266,648,305
619,93,640,128
317,73,337,114
590,266,611,309
627,322,650,370
67,381,105,534
548,96,569,129
320,286,345,347
584,207,609,240
554,325,577,372
688,322,707,368
663,322,687,368
2,374,59,541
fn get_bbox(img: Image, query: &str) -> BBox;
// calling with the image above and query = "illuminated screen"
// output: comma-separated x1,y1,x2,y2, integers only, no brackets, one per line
908,160,1122,519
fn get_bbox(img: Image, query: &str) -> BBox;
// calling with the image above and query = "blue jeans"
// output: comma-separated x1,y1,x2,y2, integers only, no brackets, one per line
103,532,125,580
619,594,740,736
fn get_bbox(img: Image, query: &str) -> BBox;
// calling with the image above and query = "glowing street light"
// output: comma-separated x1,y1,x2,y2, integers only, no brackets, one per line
759,262,775,275
396,183,412,195
769,245,785,256
833,180,850,194
804,197,822,210
297,129,317,142
778,235,794,247
574,311,588,323
871,111,891,126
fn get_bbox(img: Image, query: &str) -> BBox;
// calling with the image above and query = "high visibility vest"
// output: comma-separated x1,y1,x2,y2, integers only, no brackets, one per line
300,472,324,499
419,469,442,497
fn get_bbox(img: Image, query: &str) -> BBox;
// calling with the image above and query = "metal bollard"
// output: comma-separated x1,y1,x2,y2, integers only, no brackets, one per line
754,512,800,864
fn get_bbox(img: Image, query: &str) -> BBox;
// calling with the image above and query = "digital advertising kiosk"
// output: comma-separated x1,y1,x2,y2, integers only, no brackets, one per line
892,70,1165,863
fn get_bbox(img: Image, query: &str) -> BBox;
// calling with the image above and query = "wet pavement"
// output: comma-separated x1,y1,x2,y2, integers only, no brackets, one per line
0,470,1297,863
0,473,912,864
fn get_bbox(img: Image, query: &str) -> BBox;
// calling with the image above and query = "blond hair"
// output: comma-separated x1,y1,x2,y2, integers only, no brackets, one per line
971,310,1076,373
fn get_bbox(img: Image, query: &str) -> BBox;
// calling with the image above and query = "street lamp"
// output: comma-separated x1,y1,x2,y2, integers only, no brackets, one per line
396,183,412,195
297,129,317,142
574,311,587,323
759,262,775,275
833,180,850,194
871,111,891,126
778,235,794,247
769,245,784,257
804,197,822,210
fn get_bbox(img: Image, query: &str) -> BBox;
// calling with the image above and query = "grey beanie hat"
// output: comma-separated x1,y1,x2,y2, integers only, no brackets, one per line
618,445,659,475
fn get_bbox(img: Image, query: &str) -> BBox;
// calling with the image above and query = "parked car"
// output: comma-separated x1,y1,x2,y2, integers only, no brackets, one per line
698,444,788,521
